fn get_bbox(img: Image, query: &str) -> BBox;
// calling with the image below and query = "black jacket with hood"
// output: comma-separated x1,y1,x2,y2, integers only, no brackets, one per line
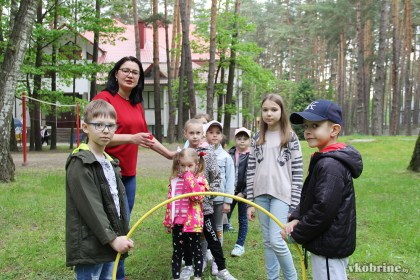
289,145,363,258
228,146,250,195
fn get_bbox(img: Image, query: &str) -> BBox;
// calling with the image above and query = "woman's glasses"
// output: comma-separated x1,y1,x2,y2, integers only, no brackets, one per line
119,68,140,76
87,122,118,132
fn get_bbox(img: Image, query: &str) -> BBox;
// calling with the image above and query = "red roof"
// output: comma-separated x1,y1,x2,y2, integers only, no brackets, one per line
83,19,210,65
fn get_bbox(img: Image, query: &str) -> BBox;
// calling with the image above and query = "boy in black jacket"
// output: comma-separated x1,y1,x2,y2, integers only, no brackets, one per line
282,100,363,280
227,127,252,257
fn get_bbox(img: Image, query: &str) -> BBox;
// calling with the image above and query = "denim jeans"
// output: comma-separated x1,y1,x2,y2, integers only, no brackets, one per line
255,195,297,280
228,199,248,246
121,175,136,215
75,262,114,280
118,175,136,280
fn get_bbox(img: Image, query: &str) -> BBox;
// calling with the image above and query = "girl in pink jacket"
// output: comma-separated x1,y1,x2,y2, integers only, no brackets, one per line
163,148,208,280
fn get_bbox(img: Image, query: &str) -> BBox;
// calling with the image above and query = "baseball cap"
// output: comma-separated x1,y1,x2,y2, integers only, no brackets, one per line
204,120,223,134
290,99,343,125
234,127,251,138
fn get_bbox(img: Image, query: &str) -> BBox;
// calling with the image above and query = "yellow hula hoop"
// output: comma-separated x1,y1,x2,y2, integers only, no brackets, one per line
112,192,307,280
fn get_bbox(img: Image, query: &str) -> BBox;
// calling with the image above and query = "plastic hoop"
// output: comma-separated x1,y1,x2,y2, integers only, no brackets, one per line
112,192,306,280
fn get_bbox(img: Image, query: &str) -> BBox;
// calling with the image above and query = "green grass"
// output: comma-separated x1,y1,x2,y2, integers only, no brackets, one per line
0,136,419,279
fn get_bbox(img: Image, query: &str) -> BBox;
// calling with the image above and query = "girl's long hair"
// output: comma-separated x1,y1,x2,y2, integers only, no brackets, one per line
257,94,293,147
171,148,205,178
105,56,145,105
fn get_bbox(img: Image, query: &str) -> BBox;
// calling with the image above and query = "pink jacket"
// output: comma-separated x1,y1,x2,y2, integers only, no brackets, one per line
163,171,208,233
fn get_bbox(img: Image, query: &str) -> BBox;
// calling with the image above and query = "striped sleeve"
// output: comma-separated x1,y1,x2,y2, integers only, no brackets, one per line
246,139,257,202
290,134,303,210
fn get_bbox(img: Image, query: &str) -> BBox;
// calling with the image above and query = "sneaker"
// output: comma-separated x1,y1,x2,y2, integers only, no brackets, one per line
202,259,207,273
211,261,218,276
179,265,193,280
216,269,237,280
223,223,235,232
231,244,245,257
205,249,213,263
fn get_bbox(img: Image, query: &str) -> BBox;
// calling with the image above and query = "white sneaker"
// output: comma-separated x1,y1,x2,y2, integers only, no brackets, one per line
216,269,237,280
211,261,219,276
231,244,245,257
202,259,207,273
180,265,193,280
205,249,213,263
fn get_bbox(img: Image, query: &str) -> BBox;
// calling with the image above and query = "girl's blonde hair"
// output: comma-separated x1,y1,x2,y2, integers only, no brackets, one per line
193,113,212,123
257,94,292,147
184,118,204,133
171,148,205,178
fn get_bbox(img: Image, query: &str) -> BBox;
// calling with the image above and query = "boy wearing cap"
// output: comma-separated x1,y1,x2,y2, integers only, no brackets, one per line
227,127,252,257
204,120,235,275
281,100,363,280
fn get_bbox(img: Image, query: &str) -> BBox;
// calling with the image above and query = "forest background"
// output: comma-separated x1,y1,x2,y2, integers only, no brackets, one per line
0,1,420,178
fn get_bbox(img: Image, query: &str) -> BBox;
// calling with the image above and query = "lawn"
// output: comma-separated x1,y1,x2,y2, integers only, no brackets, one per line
0,136,419,279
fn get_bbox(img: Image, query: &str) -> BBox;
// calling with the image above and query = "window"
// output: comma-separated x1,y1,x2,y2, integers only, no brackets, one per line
142,90,164,110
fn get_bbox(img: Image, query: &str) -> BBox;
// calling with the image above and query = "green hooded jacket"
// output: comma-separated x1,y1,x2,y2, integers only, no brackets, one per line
65,143,129,266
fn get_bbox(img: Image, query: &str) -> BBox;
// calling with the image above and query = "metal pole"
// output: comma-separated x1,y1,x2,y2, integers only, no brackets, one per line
22,93,28,166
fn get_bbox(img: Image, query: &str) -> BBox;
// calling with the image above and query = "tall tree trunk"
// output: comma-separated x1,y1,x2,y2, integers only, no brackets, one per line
132,0,141,61
179,0,196,117
356,1,367,134
403,0,412,136
177,42,186,141
164,0,175,142
9,0,19,32
408,131,420,172
170,0,179,79
414,47,420,127
320,39,326,98
49,0,60,150
363,14,373,134
173,1,181,80
372,0,389,136
206,0,217,116
286,0,293,81
217,66,225,122
223,0,241,142
153,0,162,141
89,0,100,100
0,0,37,182
31,0,43,151
337,32,345,106
390,0,401,135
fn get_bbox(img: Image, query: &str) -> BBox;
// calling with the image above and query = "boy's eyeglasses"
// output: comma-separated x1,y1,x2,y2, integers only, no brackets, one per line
87,123,118,132
119,68,140,76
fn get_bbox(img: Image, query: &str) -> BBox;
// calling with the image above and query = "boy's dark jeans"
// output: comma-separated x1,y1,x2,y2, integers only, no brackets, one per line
228,199,248,246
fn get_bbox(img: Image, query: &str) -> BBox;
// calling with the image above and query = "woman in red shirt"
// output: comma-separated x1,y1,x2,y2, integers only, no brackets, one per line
94,56,175,279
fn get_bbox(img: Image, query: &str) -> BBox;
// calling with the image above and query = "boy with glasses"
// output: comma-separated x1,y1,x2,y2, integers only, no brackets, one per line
66,99,134,279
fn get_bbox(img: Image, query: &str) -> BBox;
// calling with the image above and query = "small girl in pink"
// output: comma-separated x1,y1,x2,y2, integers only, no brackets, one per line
164,148,209,280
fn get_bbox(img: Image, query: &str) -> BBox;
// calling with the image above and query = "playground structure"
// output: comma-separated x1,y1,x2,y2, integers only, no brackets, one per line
113,192,307,280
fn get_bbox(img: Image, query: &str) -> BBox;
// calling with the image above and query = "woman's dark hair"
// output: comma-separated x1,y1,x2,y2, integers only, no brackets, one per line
105,56,145,105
